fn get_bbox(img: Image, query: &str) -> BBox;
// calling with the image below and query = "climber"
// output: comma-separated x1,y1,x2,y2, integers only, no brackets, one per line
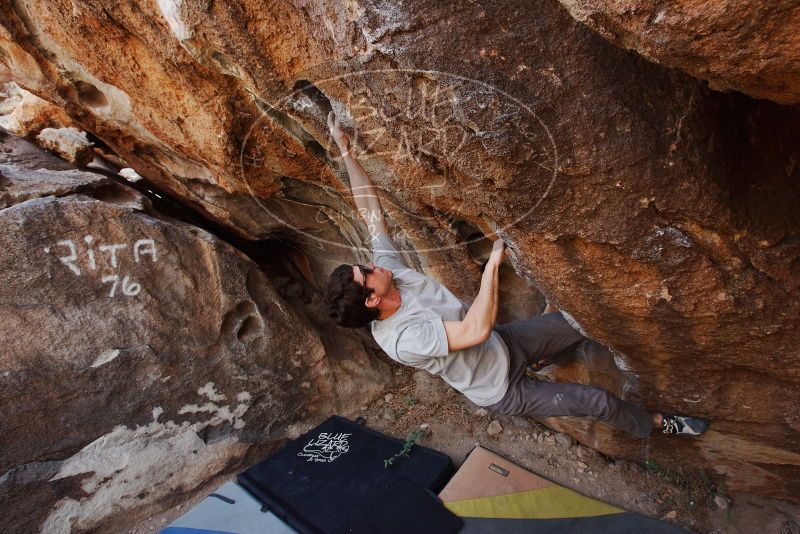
323,111,709,438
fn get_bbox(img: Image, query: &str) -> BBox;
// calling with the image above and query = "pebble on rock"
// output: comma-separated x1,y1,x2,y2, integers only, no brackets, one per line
554,432,573,448
487,420,503,436
511,416,532,429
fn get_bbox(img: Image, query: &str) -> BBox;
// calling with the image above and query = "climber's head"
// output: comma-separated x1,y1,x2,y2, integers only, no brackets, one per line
325,262,393,327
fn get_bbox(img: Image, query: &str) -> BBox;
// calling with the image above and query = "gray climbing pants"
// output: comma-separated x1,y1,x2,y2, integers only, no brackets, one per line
486,313,654,438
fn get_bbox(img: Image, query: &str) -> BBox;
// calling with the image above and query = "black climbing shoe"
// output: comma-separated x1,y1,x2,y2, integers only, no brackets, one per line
661,414,709,436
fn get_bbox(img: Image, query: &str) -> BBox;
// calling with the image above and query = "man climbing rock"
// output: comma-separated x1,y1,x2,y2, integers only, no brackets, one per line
324,112,709,438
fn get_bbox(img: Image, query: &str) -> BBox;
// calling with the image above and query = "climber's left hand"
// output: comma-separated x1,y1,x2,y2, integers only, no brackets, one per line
327,111,350,154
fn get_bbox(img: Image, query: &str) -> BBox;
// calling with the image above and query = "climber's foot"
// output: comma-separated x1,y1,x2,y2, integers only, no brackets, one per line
661,414,709,436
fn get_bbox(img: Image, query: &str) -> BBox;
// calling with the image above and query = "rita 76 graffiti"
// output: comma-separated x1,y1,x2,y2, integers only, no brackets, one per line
44,236,157,297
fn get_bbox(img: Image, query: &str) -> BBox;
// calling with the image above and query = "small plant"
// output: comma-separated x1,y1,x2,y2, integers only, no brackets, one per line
646,458,720,511
384,429,429,468
645,459,662,473
646,459,691,486
403,395,418,407
697,469,715,495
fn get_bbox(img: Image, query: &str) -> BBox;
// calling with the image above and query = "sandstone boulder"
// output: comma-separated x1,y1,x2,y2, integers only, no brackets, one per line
36,126,94,167
0,0,798,505
0,127,103,208
0,134,389,533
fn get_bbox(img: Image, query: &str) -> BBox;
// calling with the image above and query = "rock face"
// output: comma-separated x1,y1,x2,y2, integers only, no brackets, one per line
0,82,75,137
558,0,800,104
0,132,390,533
0,128,103,207
0,0,799,511
561,0,800,104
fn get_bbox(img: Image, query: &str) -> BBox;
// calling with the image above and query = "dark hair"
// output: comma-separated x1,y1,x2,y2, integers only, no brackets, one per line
325,264,379,327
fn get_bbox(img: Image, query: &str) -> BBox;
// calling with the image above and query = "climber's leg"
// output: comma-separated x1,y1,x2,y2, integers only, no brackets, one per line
490,321,653,437
488,376,655,438
491,319,707,438
497,312,585,369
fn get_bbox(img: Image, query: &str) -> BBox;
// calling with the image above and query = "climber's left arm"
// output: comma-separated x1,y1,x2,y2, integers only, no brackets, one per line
327,111,389,237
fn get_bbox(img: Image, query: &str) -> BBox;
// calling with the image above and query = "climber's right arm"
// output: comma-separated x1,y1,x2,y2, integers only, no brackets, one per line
443,240,504,351
327,112,389,237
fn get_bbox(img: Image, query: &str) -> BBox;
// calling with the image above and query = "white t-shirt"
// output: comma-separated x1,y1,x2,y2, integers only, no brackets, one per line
369,233,510,406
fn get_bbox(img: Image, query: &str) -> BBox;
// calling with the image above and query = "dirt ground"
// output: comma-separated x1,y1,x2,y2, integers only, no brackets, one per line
359,369,800,534
138,367,800,534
